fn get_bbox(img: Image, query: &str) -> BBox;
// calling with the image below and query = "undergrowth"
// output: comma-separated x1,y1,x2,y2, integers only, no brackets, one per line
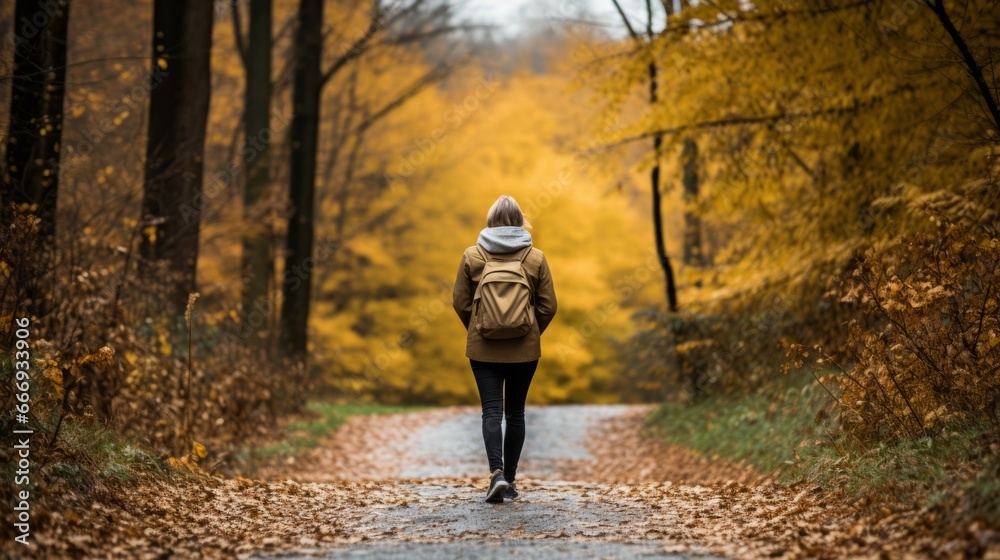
649,372,1000,523
0,400,427,527
241,402,432,469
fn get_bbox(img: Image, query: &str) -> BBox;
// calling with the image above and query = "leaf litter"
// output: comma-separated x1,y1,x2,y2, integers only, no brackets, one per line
8,406,1000,559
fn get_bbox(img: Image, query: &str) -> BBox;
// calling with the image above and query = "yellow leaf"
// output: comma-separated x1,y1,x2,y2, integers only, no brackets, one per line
43,367,64,399
79,346,115,368
158,331,172,356
192,441,208,459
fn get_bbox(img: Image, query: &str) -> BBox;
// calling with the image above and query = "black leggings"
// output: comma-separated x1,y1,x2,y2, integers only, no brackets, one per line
470,359,538,483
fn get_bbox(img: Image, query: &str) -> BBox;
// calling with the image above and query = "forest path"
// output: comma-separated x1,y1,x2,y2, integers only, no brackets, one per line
91,405,934,559
267,405,714,559
241,405,844,559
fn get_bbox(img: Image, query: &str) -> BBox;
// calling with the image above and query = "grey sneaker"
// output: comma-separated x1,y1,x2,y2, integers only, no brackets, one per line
503,482,519,500
485,469,509,503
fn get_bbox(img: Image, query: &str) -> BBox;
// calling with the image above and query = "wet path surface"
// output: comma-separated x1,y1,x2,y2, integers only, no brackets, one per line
280,540,709,559
255,405,725,559
397,405,638,479
31,403,967,557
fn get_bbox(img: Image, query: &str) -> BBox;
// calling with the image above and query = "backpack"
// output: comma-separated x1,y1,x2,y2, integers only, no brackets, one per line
472,245,535,340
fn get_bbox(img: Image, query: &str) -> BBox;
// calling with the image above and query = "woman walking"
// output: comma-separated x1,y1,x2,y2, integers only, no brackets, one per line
452,195,558,503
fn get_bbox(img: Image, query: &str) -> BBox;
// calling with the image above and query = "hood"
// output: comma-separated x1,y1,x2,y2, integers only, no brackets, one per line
477,226,532,254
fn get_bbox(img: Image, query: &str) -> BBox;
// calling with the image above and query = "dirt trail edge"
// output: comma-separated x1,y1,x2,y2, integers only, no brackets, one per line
261,404,727,559
23,405,987,559
255,404,965,559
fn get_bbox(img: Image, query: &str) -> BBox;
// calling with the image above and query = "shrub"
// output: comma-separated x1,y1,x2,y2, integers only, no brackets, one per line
0,204,311,474
626,301,790,402
794,218,1000,441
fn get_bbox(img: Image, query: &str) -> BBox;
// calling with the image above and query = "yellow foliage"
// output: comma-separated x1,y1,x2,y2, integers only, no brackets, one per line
308,66,659,404
192,441,208,459
43,367,64,400
79,346,115,369
158,333,172,357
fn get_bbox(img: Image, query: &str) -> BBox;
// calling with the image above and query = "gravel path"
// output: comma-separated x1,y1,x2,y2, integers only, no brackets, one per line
397,405,640,479
257,405,725,559
277,540,711,559
20,406,992,558
221,404,963,560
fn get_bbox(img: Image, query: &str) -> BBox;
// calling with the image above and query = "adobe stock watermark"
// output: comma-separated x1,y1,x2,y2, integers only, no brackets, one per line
6,0,65,48
552,248,661,362
179,105,293,224
520,117,626,219
384,74,501,190
353,280,456,385
709,292,791,374
840,121,961,240
876,0,927,38
61,67,171,174
215,0,248,17
336,4,395,61
11,318,34,546
224,235,340,346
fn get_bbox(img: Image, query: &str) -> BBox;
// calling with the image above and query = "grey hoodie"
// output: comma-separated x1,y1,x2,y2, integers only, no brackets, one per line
477,226,532,254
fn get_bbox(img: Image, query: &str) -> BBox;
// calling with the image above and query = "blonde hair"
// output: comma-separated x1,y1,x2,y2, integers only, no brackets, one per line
486,195,532,229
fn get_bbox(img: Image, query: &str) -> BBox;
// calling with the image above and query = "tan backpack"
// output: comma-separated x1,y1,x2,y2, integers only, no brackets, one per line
472,246,535,339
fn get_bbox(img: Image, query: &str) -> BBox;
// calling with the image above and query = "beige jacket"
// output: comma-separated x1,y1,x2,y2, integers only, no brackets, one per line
452,245,557,363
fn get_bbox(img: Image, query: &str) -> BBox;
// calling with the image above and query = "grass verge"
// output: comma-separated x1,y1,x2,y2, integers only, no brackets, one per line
254,402,432,462
649,372,1000,522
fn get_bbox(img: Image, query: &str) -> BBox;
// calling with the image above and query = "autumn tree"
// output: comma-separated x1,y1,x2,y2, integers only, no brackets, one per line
594,0,999,397
280,0,324,358
681,137,702,267
232,0,276,316
2,0,70,253
921,0,1000,133
281,0,459,359
140,0,215,313
610,0,678,311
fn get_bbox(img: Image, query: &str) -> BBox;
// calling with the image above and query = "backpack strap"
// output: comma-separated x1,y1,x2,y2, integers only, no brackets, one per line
518,246,536,305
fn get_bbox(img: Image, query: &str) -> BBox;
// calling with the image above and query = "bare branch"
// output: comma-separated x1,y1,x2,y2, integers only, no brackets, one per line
320,4,389,87
610,0,643,43
925,0,1000,132
603,93,893,149
389,24,484,44
357,62,454,131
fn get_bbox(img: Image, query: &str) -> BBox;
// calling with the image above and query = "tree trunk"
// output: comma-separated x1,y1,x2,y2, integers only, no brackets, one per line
140,0,214,313
648,64,678,312
239,0,275,317
280,0,324,359
643,0,679,312
926,0,1000,134
610,0,678,310
2,0,70,319
3,0,70,247
681,137,704,267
